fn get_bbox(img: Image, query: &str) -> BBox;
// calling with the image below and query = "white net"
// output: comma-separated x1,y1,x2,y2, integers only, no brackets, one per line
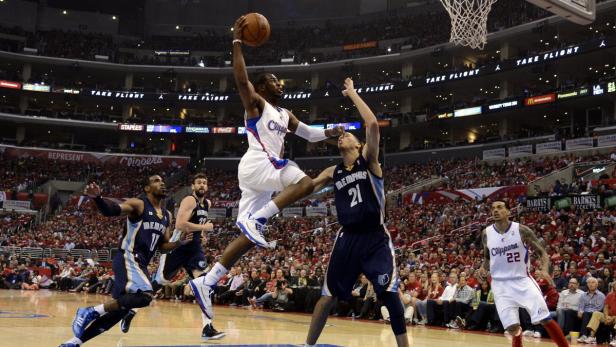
440,0,498,50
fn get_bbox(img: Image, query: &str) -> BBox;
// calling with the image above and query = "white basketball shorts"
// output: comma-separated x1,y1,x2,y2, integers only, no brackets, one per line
492,276,551,329
237,150,307,220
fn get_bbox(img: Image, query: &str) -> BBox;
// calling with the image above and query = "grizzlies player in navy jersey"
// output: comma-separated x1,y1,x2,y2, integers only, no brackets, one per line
304,78,409,347
59,174,192,347
147,173,224,340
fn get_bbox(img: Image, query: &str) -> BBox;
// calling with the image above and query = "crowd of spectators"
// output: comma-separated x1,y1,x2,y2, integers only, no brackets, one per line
0,0,572,66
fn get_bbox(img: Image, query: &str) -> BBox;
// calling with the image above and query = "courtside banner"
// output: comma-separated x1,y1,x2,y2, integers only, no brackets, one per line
306,206,328,217
482,148,506,160
0,145,189,168
536,141,562,154
282,207,304,217
566,137,593,150
208,208,228,219
598,134,616,147
509,145,533,157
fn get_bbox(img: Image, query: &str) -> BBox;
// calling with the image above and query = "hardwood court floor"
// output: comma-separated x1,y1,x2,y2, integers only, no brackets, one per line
0,290,585,347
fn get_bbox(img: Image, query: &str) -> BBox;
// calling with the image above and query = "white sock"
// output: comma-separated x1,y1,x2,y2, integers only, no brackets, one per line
252,201,280,221
203,262,228,287
202,312,211,327
93,304,106,315
65,337,83,345
304,344,316,347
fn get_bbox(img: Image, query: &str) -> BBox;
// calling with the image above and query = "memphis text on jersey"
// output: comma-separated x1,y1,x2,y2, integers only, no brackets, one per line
335,171,368,190
142,221,166,232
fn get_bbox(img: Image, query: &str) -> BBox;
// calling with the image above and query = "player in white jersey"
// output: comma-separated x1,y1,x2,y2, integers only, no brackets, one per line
188,15,344,320
479,200,569,347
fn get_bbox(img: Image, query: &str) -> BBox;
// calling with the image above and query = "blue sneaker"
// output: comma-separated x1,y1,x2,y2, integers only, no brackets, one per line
72,307,99,338
59,344,79,347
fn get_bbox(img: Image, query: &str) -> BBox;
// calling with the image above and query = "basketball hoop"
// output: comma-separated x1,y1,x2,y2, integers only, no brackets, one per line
440,0,498,50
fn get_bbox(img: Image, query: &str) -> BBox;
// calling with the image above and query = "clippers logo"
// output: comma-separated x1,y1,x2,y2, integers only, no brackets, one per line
267,120,288,135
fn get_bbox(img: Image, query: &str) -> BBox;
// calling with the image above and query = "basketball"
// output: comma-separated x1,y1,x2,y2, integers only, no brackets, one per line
241,13,270,47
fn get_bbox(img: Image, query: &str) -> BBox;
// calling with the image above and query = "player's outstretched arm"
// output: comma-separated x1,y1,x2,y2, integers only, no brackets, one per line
312,165,336,193
232,16,262,118
84,182,143,219
520,224,550,274
342,78,381,176
175,196,213,233
287,110,344,142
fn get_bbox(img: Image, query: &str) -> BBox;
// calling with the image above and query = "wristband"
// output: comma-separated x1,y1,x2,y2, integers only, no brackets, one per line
232,39,242,44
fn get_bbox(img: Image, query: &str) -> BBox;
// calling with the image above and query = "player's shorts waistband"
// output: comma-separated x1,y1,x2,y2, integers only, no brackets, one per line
341,223,386,233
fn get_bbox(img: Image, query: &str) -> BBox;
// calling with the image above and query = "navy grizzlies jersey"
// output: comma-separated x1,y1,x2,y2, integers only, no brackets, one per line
120,197,170,267
188,196,209,244
333,155,385,230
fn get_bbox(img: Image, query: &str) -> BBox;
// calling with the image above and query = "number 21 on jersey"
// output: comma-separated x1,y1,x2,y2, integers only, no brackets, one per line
348,183,363,207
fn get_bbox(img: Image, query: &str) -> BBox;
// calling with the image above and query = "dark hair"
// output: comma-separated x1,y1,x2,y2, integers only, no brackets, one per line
253,73,272,89
493,199,509,209
142,173,159,192
192,173,207,184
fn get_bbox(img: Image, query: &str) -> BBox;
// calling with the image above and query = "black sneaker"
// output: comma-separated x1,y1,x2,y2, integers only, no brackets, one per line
202,324,225,340
120,309,136,333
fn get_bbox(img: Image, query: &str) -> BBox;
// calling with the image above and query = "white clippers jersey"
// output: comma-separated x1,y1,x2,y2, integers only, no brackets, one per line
245,101,289,160
486,222,530,280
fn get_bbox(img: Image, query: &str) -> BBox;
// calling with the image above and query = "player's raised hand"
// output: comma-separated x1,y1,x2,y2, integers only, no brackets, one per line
83,182,101,198
342,77,356,97
326,126,345,138
233,15,247,41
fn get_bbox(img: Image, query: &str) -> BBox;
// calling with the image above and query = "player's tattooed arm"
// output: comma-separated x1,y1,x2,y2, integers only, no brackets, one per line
520,224,550,274
478,229,490,280
312,165,335,193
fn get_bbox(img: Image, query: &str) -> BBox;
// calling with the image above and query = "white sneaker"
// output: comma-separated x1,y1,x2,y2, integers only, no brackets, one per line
609,338,616,346
236,214,276,249
585,336,596,344
189,278,214,319
578,335,588,343
532,331,541,338
522,330,535,337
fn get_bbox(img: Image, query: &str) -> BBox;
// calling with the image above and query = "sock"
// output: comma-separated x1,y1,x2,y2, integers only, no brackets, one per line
203,262,228,287
304,344,316,347
64,337,82,345
202,312,211,327
252,201,280,221
542,319,569,347
93,304,106,316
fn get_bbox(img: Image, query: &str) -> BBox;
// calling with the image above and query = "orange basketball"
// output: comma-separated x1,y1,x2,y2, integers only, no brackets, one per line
241,13,271,47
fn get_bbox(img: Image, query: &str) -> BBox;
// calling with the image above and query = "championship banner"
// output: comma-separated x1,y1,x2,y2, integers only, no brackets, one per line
282,207,304,217
509,145,533,157
306,206,328,217
598,134,616,147
536,141,562,154
566,137,593,150
0,145,189,168
208,208,228,219
3,200,31,210
482,148,506,160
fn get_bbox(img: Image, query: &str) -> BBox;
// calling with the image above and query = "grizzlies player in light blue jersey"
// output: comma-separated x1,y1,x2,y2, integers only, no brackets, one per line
59,174,192,347
304,78,409,347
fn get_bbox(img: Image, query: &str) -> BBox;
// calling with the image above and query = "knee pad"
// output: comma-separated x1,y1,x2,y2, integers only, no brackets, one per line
118,292,153,310
378,291,407,336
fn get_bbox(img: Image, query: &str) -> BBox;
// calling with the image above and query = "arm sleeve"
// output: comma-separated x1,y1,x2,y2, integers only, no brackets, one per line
93,196,122,217
294,121,328,142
